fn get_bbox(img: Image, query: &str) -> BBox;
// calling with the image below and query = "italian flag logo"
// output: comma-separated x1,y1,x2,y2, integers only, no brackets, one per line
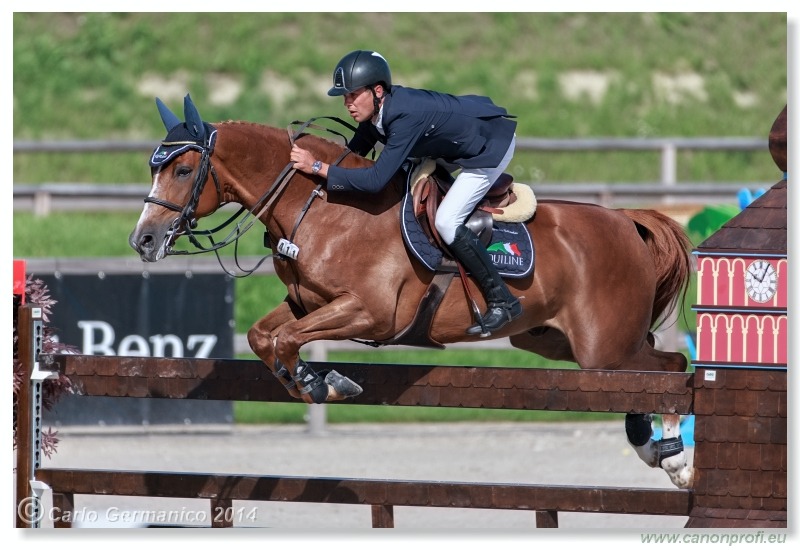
487,242,522,256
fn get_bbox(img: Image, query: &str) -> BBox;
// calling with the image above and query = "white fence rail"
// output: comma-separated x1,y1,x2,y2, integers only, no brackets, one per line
14,137,770,215
13,181,764,216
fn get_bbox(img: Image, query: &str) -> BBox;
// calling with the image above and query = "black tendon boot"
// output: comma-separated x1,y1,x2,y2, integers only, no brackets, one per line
449,224,522,336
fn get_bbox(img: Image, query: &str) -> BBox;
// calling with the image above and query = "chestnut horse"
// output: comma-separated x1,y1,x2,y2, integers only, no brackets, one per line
130,95,694,489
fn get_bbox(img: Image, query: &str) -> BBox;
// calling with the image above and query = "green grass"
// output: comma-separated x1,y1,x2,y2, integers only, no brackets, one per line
14,212,142,256
234,401,619,425
13,13,786,185
12,13,784,141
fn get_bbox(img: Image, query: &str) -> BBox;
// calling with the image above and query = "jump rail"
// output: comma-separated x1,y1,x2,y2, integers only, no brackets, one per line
16,304,694,528
13,181,765,214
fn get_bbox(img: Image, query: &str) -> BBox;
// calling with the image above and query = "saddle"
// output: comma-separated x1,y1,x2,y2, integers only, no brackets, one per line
410,159,534,252
376,160,537,349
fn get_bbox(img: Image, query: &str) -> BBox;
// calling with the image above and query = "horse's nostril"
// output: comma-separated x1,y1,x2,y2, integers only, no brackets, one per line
138,234,155,253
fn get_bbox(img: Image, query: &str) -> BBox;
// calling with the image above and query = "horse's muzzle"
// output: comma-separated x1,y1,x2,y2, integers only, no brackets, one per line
129,227,174,262
129,231,160,262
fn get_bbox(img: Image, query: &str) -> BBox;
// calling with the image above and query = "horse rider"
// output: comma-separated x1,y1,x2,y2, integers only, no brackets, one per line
290,49,521,336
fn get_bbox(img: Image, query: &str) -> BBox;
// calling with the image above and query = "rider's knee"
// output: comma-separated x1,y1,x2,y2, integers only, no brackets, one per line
434,216,457,244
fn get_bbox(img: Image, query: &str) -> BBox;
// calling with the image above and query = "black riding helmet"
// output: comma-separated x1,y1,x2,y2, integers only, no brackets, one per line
328,50,392,96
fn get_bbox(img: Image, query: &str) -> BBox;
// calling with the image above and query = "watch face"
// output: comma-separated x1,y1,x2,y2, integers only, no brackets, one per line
744,260,777,303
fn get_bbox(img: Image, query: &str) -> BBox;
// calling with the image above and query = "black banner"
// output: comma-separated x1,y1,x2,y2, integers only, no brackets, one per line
38,273,234,426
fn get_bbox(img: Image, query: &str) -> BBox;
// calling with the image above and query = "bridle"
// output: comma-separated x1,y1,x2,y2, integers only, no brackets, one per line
145,135,222,239
144,117,357,277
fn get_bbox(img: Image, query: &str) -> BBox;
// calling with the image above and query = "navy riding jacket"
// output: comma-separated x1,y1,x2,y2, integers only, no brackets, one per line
326,85,516,193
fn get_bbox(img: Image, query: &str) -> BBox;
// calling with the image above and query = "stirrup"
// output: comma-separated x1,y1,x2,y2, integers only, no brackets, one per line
466,299,522,336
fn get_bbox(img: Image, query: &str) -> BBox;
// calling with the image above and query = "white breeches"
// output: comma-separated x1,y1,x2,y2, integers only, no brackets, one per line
434,135,516,244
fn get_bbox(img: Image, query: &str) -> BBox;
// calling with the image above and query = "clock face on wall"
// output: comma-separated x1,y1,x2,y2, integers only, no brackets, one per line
744,260,778,303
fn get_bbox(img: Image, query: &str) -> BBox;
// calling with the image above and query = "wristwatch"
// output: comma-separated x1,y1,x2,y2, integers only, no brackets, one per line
311,160,322,175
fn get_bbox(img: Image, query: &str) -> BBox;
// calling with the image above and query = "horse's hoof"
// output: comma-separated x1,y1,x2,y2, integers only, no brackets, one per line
324,370,362,400
664,462,694,489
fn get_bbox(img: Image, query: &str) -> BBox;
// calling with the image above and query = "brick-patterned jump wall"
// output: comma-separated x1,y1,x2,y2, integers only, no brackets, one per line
687,367,787,527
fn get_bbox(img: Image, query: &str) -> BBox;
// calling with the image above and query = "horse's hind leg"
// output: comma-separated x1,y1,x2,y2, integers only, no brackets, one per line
509,327,576,362
628,415,693,489
626,413,693,489
515,329,691,489
641,332,688,373
657,413,694,488
620,342,693,489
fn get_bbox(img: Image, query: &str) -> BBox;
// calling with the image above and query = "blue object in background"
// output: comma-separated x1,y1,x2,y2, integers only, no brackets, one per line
738,187,766,209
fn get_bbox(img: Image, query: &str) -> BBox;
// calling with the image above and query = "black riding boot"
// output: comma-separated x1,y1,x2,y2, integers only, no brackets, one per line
449,224,523,336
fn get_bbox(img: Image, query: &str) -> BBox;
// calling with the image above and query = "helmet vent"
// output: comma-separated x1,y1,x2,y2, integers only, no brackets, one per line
332,67,346,92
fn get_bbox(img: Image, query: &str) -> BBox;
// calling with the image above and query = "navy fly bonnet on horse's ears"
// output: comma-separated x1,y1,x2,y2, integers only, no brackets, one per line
150,94,217,167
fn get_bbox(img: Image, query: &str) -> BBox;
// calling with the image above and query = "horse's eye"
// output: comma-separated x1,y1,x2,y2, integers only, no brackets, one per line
176,166,193,178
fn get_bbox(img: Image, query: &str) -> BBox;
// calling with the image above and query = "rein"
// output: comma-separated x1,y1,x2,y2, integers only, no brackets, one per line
148,116,357,278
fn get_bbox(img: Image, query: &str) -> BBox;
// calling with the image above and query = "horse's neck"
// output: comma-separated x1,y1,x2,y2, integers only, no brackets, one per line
216,122,294,205
216,122,402,229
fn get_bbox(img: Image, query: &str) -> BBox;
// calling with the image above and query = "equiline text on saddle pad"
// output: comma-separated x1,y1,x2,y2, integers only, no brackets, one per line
400,165,535,278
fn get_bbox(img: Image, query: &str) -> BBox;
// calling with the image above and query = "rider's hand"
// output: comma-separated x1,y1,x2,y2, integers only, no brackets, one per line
290,144,327,178
290,145,314,173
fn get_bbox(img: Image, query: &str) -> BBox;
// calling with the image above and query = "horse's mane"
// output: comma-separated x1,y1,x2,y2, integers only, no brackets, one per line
214,119,402,213
217,119,365,167
219,119,260,126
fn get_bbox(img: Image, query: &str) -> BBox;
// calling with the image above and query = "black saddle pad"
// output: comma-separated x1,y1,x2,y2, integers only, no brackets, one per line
400,184,534,279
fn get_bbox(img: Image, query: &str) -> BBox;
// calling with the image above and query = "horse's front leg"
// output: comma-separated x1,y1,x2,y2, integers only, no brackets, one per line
274,293,382,404
247,298,304,399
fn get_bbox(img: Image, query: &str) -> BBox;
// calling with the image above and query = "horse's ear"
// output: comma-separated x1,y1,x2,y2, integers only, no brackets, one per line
183,93,206,142
155,97,181,132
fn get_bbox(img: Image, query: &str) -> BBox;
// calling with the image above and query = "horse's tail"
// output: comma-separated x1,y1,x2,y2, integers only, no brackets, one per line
621,209,693,328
